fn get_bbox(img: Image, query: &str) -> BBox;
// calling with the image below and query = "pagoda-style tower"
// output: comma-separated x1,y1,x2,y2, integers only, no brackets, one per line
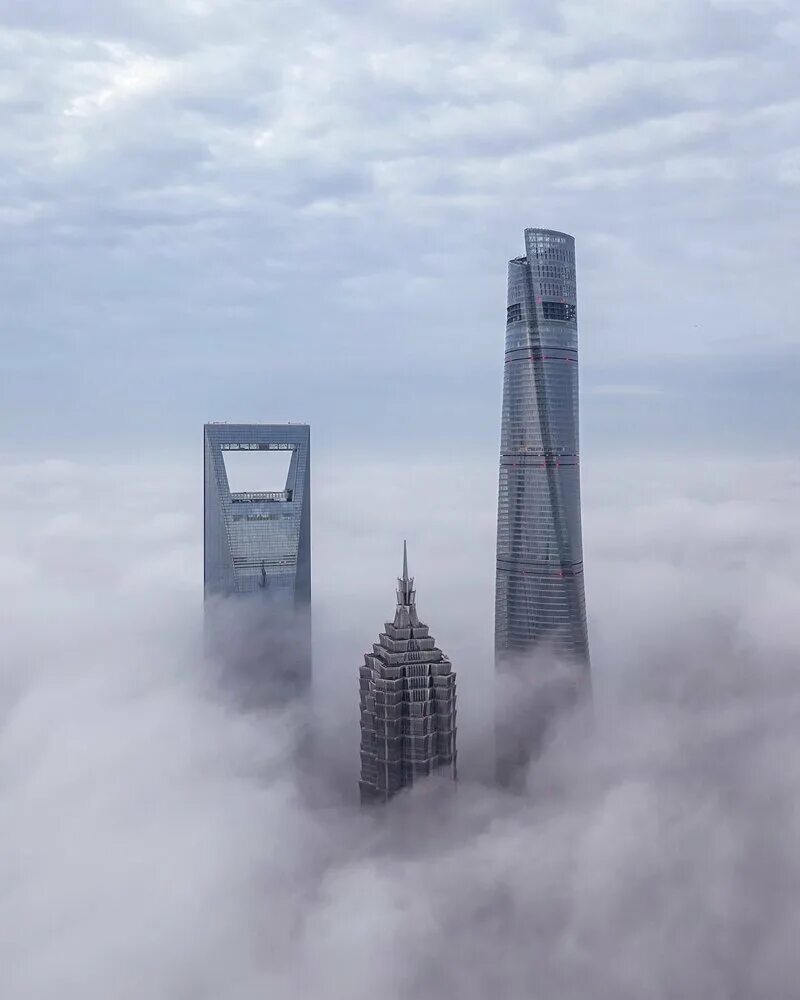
358,544,457,803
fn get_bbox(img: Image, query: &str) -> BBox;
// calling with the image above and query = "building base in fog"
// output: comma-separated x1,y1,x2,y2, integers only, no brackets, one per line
204,592,312,708
495,646,590,789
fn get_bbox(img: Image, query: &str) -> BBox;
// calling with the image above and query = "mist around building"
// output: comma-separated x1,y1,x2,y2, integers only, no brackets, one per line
0,209,787,989
3,2,800,991
5,449,800,998
3,237,797,1000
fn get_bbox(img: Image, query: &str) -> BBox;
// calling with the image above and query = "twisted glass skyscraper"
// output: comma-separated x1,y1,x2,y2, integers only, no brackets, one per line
495,229,590,779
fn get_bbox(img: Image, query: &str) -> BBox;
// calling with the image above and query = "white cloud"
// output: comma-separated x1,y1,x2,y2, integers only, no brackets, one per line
1,0,798,411
590,384,665,396
3,453,800,996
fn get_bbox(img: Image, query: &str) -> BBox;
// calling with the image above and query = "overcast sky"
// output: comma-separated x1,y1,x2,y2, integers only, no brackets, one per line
2,0,799,457
4,5,800,996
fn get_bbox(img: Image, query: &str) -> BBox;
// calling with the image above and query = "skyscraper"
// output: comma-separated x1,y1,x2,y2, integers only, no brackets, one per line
359,544,457,803
204,423,311,701
494,228,590,780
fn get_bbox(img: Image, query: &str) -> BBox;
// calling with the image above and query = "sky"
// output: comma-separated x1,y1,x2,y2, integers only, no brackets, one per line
1,0,799,456
3,2,800,997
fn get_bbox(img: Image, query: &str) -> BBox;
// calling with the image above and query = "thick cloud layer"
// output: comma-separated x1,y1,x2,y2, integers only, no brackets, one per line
2,1,799,451
2,454,800,999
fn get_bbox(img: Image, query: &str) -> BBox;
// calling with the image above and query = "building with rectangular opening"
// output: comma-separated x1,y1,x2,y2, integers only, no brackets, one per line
204,423,311,701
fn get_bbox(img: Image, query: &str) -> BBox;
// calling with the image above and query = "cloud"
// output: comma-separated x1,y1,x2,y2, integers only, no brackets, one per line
589,384,665,397
3,1,800,992
1,0,799,454
2,453,800,997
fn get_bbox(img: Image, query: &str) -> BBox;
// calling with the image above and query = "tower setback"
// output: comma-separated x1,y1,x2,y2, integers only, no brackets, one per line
359,544,457,803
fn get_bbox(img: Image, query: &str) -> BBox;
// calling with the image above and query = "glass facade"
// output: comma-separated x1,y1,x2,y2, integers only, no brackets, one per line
495,229,590,778
359,544,457,803
204,423,311,699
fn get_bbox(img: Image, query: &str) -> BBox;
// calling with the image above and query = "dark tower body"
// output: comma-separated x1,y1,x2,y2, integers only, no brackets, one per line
359,545,457,803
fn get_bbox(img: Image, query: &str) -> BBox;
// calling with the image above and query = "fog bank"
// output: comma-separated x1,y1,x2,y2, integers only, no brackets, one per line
2,454,800,999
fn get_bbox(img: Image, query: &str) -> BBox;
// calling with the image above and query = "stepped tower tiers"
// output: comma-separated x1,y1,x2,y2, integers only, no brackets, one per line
495,228,591,784
359,543,457,804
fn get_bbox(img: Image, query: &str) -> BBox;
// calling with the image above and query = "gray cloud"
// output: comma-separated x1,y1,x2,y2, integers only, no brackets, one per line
2,453,800,997
1,1,799,456
589,384,666,397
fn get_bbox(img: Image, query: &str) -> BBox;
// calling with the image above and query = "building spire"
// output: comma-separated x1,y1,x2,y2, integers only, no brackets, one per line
396,539,415,609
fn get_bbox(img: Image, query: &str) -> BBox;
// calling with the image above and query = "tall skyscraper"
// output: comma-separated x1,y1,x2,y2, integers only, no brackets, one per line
204,423,311,701
359,544,457,803
495,228,590,781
